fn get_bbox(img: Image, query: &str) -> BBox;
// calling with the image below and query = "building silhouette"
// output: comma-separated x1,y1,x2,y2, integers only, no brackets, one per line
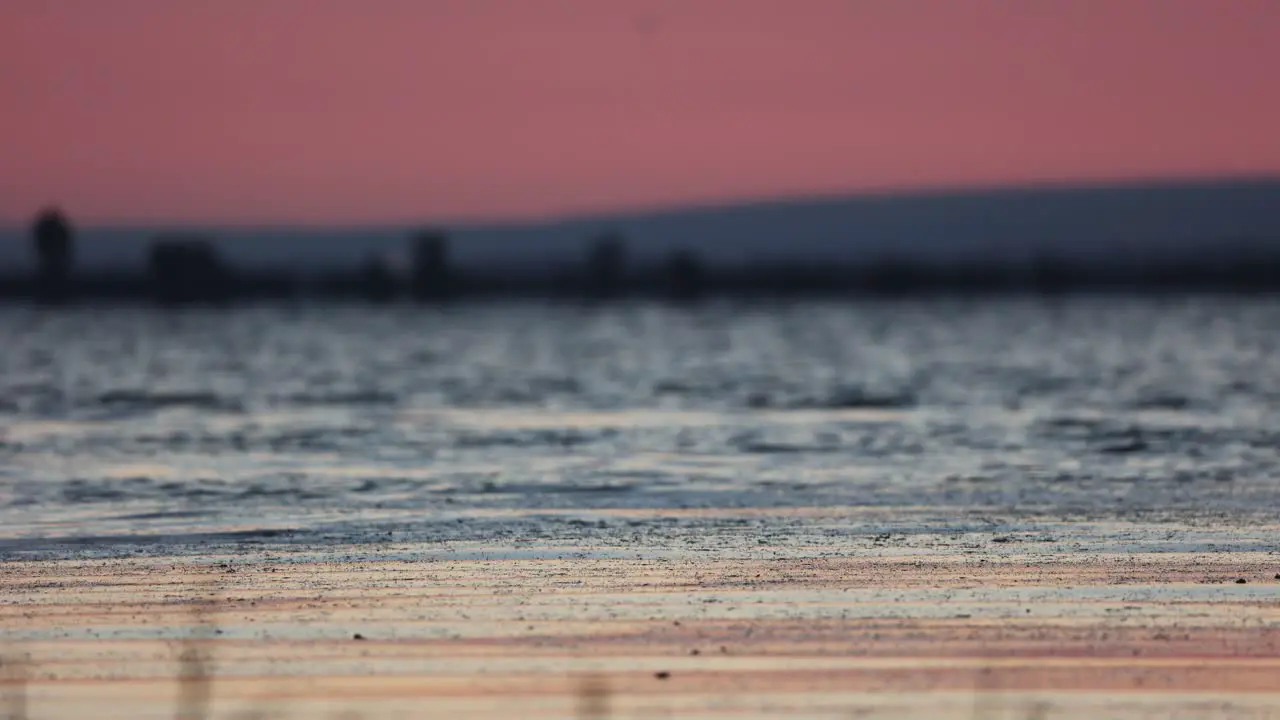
148,236,230,305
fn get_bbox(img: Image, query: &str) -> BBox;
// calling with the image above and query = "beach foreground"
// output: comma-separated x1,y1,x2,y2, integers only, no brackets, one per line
3,299,1278,718
4,513,1280,719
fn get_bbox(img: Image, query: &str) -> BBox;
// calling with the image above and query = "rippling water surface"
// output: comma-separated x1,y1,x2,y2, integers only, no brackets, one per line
2,297,1278,557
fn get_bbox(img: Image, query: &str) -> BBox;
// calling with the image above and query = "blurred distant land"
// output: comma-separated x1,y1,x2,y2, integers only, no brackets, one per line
2,176,1280,304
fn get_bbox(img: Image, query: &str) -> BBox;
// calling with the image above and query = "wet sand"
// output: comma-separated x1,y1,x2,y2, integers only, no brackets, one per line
4,521,1280,719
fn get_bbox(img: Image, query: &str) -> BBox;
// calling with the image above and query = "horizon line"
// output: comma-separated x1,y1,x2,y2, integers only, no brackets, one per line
5,171,1280,232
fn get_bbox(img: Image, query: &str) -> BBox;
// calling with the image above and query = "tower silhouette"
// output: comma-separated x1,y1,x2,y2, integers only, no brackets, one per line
410,230,453,301
663,248,705,302
30,207,74,303
586,232,626,299
359,252,397,303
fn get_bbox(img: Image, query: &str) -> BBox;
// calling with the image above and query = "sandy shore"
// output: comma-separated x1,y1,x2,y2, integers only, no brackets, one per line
4,526,1280,720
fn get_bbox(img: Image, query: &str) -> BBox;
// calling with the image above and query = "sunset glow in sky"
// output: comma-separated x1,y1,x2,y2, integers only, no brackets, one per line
3,0,1279,224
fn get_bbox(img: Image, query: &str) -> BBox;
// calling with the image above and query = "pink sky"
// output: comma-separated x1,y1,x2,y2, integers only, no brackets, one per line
2,0,1279,225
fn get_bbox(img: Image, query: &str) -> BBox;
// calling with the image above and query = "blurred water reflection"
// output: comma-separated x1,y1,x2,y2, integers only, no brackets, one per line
1,297,1277,554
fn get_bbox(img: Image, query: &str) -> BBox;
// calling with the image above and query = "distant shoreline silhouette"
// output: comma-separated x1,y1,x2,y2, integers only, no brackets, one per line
3,199,1279,307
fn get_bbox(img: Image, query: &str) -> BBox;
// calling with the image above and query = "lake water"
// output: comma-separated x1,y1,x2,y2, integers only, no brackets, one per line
2,296,1278,559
